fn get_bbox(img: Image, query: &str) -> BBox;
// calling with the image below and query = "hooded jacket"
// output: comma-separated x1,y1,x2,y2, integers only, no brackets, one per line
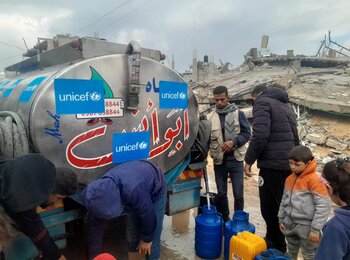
278,158,332,232
0,154,61,260
244,87,299,170
314,207,350,259
0,154,56,212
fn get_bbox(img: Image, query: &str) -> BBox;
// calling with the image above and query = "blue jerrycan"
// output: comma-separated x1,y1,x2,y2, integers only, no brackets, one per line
224,210,255,260
195,204,223,259
255,248,291,259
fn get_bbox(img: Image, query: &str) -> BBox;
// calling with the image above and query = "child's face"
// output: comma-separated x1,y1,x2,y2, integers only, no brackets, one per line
289,159,309,174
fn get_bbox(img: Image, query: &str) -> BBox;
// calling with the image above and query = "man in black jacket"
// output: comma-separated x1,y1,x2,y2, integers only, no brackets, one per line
244,86,299,252
0,154,77,260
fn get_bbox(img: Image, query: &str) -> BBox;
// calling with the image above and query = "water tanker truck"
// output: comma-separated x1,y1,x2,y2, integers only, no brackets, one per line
0,36,207,258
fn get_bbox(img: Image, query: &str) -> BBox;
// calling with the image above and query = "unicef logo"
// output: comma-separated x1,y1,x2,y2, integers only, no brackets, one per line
90,92,101,101
138,142,148,150
161,91,187,100
179,92,186,99
115,141,149,153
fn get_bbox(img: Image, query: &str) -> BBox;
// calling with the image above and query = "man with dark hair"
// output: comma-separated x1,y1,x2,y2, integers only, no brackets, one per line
244,86,299,252
207,85,251,221
251,85,267,99
0,154,78,260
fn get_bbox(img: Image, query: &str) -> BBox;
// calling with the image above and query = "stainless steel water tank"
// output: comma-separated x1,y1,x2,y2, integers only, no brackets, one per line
0,54,199,184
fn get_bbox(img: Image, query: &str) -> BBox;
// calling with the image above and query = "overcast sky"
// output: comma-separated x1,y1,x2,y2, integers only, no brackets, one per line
1,0,350,73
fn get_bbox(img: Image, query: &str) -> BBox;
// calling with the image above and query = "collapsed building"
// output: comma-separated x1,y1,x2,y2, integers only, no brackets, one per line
189,33,350,168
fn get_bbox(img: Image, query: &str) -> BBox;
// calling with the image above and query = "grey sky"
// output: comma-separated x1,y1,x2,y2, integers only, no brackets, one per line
1,0,350,73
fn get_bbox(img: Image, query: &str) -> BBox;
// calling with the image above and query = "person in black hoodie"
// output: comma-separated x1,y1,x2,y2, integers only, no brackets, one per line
0,154,77,260
244,86,299,252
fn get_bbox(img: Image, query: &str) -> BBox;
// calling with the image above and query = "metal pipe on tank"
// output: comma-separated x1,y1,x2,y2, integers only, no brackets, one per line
125,41,141,110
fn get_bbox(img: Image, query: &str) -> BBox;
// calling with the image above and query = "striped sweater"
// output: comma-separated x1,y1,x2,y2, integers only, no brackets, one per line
278,158,332,232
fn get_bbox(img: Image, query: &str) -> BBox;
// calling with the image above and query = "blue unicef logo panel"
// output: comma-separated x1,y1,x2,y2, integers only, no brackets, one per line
3,79,23,97
19,76,47,103
159,81,188,109
54,78,105,115
0,81,10,90
112,131,150,164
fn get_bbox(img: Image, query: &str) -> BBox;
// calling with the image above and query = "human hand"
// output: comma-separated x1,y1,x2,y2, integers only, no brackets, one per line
222,140,234,152
138,240,152,256
279,223,286,231
309,230,320,243
244,163,253,177
58,254,67,260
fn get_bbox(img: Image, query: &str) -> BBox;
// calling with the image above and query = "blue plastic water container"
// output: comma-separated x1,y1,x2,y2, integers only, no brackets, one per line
255,248,291,259
195,204,223,259
224,210,255,260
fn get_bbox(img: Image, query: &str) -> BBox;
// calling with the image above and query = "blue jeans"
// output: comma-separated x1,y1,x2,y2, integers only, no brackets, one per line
214,158,244,220
126,187,166,260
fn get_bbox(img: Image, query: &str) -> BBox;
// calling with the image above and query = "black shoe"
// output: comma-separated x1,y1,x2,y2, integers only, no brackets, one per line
274,245,287,254
264,237,273,248
264,237,287,253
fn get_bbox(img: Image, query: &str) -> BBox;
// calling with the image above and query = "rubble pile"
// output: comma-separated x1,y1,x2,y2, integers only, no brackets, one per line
190,50,350,166
297,112,350,168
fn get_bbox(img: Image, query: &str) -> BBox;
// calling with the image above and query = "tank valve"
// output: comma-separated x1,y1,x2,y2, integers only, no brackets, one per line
128,84,140,110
